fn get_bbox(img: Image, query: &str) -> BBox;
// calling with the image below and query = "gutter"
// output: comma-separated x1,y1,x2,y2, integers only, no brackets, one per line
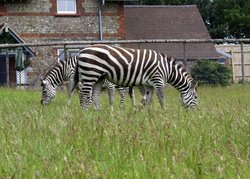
99,0,105,41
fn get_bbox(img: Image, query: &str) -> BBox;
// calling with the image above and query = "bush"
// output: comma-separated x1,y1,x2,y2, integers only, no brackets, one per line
191,59,232,86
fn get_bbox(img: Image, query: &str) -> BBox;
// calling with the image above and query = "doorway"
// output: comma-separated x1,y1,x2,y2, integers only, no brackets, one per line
0,53,17,86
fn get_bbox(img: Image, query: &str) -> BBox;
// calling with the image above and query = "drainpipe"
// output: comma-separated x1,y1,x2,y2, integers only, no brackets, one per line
98,0,105,41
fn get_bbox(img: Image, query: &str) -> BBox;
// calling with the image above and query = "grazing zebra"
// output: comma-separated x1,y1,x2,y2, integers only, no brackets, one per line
40,56,78,106
40,56,133,109
77,44,198,109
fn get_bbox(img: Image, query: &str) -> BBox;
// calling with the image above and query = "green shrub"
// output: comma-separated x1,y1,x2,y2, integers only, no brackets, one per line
191,59,232,86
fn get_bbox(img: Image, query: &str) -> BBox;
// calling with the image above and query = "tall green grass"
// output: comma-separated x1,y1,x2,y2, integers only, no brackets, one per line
0,85,249,178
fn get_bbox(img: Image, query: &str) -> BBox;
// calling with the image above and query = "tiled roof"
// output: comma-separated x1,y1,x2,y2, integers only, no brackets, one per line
124,5,220,60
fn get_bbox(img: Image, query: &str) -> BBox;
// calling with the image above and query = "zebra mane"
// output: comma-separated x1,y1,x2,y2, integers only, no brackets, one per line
42,60,66,89
165,55,196,91
44,60,64,79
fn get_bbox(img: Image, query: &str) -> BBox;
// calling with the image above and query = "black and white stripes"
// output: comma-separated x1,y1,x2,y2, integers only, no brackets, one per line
77,44,198,109
40,56,132,109
41,56,78,105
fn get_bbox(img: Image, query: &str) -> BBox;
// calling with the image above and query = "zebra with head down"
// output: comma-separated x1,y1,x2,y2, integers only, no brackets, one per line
40,56,134,110
40,56,79,106
77,44,198,110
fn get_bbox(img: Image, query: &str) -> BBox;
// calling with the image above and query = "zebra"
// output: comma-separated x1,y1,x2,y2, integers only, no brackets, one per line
40,56,134,110
40,56,78,106
77,44,198,110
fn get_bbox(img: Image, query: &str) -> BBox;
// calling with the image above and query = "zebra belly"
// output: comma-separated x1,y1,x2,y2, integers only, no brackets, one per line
104,74,150,87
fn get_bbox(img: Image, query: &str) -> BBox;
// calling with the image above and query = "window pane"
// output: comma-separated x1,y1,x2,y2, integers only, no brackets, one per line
57,49,65,61
67,0,76,12
69,51,79,57
58,49,79,61
57,0,76,13
57,0,66,12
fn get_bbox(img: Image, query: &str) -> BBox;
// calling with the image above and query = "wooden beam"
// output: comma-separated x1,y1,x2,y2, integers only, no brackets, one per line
6,51,9,86
1,38,250,49
183,42,187,66
241,42,245,83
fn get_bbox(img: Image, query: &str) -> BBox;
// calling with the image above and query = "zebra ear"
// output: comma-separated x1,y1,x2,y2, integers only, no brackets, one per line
43,80,49,85
40,77,48,86
40,76,44,82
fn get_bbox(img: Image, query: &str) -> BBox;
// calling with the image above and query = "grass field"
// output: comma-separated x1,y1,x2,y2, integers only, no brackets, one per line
0,85,250,178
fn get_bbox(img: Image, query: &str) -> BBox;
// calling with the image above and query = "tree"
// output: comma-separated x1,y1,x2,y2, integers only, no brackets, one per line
208,0,250,38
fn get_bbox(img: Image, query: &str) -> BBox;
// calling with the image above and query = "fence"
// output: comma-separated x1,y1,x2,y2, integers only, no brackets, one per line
215,44,250,82
0,38,250,86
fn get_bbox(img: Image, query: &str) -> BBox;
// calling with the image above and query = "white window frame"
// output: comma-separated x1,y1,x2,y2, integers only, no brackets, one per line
57,49,79,61
57,0,77,14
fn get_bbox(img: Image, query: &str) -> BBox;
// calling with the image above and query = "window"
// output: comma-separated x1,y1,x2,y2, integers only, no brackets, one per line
57,49,79,61
57,0,77,14
16,70,28,85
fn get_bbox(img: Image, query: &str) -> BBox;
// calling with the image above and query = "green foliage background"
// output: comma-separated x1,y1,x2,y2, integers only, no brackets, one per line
191,60,232,86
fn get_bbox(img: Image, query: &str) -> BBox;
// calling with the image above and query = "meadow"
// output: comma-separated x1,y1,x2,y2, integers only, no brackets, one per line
0,85,249,178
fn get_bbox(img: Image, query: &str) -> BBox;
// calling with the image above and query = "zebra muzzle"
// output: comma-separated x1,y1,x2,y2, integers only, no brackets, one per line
41,100,46,106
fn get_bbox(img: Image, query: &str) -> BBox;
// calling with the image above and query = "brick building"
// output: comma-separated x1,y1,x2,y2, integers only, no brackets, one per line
0,0,130,86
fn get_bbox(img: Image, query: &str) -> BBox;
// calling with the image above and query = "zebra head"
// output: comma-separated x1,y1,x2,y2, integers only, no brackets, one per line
40,77,57,105
181,80,198,108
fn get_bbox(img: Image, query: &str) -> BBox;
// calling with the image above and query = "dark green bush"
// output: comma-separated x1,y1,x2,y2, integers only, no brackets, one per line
191,60,232,86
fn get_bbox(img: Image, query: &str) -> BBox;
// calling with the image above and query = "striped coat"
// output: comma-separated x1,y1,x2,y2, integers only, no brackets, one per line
77,44,198,109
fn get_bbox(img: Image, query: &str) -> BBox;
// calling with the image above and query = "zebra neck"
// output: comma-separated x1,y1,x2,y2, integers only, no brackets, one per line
51,64,65,88
62,61,70,81
167,63,190,93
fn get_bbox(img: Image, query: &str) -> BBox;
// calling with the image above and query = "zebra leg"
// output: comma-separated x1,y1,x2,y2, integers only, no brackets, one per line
128,87,136,107
107,84,115,111
67,77,76,105
145,86,154,105
79,82,94,110
155,85,165,108
139,86,154,106
118,87,126,109
92,80,102,110
139,86,147,105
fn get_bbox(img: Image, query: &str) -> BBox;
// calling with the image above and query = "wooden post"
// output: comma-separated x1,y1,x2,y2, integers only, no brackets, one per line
240,42,245,83
64,45,68,60
183,42,187,66
231,51,235,83
6,50,9,86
